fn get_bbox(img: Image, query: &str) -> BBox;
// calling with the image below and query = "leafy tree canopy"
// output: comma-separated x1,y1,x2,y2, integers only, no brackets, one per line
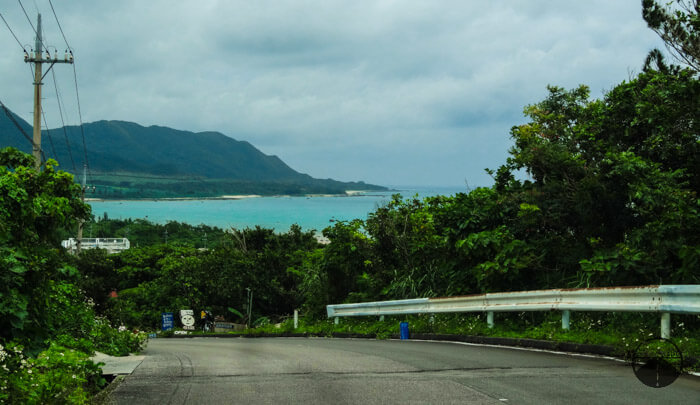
0,147,92,346
643,0,700,72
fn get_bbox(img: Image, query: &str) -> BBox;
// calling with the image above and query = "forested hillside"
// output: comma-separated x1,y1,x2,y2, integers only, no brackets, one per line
0,112,386,198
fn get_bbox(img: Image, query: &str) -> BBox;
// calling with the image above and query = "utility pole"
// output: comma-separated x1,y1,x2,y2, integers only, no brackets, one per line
246,287,253,328
24,13,73,172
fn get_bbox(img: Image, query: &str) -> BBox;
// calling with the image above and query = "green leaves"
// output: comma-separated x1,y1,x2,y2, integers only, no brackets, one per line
227,307,245,319
0,148,96,348
643,0,700,72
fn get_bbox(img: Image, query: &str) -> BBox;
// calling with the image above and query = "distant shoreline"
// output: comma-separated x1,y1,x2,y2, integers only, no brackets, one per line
84,190,391,203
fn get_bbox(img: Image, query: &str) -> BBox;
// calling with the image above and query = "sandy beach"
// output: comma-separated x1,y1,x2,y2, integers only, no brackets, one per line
83,190,381,202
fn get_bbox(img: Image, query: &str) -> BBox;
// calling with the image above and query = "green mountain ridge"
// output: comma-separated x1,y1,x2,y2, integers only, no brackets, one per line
0,106,386,198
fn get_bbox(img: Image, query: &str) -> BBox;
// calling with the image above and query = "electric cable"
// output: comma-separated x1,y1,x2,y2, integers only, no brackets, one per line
48,0,70,49
47,0,90,180
71,64,89,172
59,120,76,170
50,68,77,170
18,0,50,54
40,108,58,159
17,0,36,33
0,12,26,50
0,98,33,145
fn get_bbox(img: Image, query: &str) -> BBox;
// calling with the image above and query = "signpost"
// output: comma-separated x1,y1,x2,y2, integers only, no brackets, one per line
161,312,174,331
180,309,195,330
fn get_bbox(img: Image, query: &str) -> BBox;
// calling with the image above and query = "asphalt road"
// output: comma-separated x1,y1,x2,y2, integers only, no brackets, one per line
105,337,699,404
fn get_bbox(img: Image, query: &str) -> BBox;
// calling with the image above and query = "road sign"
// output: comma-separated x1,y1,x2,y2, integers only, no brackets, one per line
180,309,195,328
161,312,174,331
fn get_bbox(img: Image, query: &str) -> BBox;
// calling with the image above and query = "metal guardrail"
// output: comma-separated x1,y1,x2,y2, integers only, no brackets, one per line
326,285,700,338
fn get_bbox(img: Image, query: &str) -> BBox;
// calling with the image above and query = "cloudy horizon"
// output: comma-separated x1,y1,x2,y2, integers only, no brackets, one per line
1,1,666,187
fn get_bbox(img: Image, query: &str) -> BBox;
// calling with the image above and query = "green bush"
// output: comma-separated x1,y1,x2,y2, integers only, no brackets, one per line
0,342,104,404
53,335,95,356
159,329,175,338
90,319,147,357
51,319,147,358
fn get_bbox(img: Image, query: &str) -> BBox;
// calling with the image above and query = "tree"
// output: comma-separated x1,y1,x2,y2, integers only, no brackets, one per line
0,147,92,346
642,0,700,72
494,67,699,288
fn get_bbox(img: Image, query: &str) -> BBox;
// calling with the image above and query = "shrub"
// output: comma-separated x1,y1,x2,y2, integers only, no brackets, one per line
0,342,104,404
90,319,147,357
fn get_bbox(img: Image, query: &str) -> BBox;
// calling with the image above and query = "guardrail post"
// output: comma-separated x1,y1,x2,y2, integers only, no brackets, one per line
487,311,494,328
562,310,570,330
379,315,384,321
334,317,339,325
294,310,298,329
661,312,670,339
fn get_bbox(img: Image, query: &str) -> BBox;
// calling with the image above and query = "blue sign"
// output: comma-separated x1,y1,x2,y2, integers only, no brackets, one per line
148,333,157,339
161,312,174,331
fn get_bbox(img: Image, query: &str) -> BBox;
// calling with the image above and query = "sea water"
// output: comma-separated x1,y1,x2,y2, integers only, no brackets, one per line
88,186,468,232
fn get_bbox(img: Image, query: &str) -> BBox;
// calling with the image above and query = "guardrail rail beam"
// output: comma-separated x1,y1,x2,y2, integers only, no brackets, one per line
327,285,700,338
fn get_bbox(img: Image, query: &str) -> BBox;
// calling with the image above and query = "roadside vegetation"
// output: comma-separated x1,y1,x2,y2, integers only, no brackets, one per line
0,149,146,403
0,2,698,402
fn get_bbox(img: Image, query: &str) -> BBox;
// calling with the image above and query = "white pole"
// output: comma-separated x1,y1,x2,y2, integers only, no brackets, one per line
487,311,494,328
293,310,298,329
661,313,671,339
562,310,570,330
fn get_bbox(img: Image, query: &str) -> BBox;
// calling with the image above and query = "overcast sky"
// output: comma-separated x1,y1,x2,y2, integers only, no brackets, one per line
1,1,665,187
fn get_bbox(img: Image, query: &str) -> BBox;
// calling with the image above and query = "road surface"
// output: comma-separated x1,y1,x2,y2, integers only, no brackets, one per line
104,337,699,404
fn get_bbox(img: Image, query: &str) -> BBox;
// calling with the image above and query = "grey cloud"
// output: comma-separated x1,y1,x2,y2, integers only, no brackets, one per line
1,1,667,187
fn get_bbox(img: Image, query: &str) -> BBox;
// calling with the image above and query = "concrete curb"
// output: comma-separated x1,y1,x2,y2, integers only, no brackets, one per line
91,352,146,375
92,374,126,405
407,333,619,357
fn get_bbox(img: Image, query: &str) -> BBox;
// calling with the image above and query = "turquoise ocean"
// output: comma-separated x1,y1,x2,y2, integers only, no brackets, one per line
88,186,468,232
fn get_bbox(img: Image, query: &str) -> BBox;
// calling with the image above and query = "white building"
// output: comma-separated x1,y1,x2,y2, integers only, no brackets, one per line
61,238,130,254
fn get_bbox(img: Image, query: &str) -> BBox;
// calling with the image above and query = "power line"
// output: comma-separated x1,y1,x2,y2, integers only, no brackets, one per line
71,63,89,171
18,0,49,53
0,98,33,145
48,0,69,49
50,68,77,170
17,0,36,33
0,12,26,51
1,98,47,164
45,0,91,184
42,0,89,250
1,12,45,158
40,108,58,159
59,123,76,170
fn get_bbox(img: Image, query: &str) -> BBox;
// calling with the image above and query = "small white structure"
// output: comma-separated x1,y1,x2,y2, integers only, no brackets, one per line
61,238,130,254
